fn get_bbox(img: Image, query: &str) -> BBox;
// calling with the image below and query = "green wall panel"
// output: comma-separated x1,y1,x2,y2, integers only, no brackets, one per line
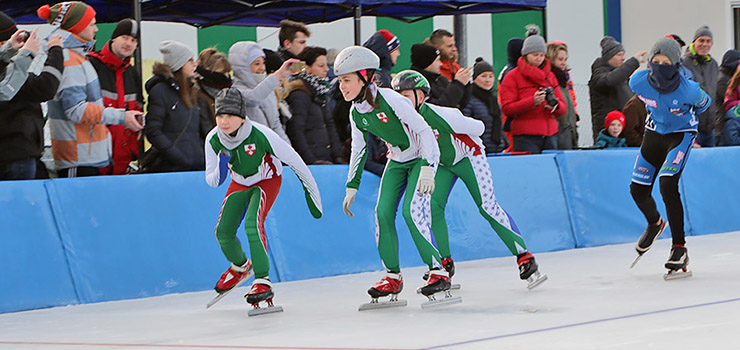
94,23,117,51
376,17,434,74
490,10,543,77
198,25,257,54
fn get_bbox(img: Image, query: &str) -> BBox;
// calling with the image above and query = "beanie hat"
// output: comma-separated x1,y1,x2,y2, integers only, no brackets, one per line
37,2,96,35
720,49,740,71
228,41,265,69
0,11,18,42
159,40,195,72
600,36,624,60
378,30,400,53
692,25,713,42
664,34,685,48
111,18,138,40
506,38,524,65
650,37,681,66
521,35,546,56
263,48,283,74
473,57,493,79
215,88,246,119
411,43,439,70
605,110,625,130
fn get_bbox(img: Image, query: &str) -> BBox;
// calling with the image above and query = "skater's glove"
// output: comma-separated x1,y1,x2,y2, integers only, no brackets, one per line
343,188,357,217
219,150,232,170
417,165,435,196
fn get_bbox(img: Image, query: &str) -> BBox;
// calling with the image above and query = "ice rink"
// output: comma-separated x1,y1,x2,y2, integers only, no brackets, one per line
2,231,740,350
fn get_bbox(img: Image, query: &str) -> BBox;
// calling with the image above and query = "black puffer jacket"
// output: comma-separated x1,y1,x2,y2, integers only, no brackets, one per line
283,77,343,164
0,46,63,165
144,63,204,172
715,50,739,135
363,32,394,88
411,65,471,108
461,91,507,153
588,56,640,140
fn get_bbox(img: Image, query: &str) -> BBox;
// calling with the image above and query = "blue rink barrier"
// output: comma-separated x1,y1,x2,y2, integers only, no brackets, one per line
1,147,739,313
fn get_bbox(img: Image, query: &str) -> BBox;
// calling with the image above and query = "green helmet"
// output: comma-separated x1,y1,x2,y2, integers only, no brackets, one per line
391,70,431,96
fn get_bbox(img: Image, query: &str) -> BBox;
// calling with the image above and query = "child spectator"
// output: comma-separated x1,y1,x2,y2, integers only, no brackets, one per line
595,110,627,148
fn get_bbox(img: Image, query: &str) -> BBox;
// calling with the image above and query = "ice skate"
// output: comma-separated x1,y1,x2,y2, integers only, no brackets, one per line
420,269,461,309
207,260,254,309
663,245,692,280
245,278,283,316
630,218,668,268
359,272,407,311
418,258,460,293
517,252,547,290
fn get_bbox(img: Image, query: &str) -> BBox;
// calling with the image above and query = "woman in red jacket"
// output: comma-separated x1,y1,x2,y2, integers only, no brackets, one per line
500,34,566,153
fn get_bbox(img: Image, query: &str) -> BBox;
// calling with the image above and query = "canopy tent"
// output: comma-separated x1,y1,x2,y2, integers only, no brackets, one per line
5,0,545,28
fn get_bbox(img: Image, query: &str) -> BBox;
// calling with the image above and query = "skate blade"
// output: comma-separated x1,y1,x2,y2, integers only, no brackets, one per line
421,294,462,309
247,305,284,316
663,269,692,281
526,272,548,290
358,299,407,311
629,254,643,269
206,271,255,309
416,283,460,294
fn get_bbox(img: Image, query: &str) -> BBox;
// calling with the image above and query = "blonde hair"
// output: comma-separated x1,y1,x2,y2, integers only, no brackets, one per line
546,43,568,64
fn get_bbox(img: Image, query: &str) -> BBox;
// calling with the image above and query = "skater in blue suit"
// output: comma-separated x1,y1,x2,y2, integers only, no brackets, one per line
628,37,710,278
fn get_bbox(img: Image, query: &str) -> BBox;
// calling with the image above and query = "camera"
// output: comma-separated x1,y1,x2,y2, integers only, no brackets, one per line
290,61,306,73
540,87,558,107
18,31,30,42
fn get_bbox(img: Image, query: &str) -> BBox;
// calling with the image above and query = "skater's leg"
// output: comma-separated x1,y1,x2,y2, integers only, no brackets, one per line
657,132,695,246
630,130,667,225
401,159,443,269
375,160,407,272
214,181,252,266
243,176,282,278
456,155,527,255
430,166,456,259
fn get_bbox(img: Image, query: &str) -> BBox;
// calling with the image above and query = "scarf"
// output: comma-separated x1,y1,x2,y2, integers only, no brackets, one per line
551,65,568,88
472,84,502,145
297,71,332,104
195,65,232,90
216,118,254,150
647,62,681,94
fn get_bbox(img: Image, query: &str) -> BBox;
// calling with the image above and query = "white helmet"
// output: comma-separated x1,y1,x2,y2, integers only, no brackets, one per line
334,46,380,76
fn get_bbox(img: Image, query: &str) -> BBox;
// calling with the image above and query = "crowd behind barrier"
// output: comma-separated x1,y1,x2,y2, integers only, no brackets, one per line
1,147,738,314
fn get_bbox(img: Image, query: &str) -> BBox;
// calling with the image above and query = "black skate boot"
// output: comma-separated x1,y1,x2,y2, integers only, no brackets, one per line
636,218,668,254
245,278,283,316
419,269,461,308
664,245,692,280
517,252,547,289
359,272,407,311
422,258,455,280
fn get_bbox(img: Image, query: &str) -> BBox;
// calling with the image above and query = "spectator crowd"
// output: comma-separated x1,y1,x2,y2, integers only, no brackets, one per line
2,1,739,181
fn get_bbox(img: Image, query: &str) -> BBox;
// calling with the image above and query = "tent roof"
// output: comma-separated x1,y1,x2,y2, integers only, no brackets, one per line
4,0,545,28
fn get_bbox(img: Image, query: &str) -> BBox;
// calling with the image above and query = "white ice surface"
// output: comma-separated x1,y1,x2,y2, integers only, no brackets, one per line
2,231,740,349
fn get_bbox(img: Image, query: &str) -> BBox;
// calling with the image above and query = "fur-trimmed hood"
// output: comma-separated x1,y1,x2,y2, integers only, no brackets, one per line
282,78,311,99
145,62,177,93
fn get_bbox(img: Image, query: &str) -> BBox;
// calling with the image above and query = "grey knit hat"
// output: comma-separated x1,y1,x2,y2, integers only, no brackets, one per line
692,25,713,42
650,37,681,65
600,36,625,60
473,57,493,79
215,87,246,118
521,35,546,56
159,40,195,72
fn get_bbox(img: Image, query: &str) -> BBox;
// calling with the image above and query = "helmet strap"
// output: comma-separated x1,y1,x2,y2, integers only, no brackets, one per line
353,69,375,103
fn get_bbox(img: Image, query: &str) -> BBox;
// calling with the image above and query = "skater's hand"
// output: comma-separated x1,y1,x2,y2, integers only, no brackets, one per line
416,165,435,196
343,188,357,217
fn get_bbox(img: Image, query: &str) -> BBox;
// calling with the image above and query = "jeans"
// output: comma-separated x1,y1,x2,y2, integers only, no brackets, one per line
513,135,558,154
0,158,37,180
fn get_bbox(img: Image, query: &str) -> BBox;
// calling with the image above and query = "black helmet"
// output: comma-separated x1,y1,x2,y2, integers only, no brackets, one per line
391,70,431,96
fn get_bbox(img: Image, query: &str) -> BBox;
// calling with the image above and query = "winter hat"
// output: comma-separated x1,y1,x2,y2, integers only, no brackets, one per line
692,25,713,42
605,110,625,130
600,36,624,60
378,30,400,53
411,43,439,70
0,11,18,42
521,35,546,56
159,40,195,72
506,38,524,65
473,57,493,79
111,18,138,40
720,49,740,70
37,2,96,35
228,41,265,69
215,87,246,119
664,34,685,48
263,48,283,74
650,37,681,65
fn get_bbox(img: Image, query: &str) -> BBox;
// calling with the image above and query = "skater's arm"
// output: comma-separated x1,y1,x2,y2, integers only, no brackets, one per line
427,103,485,137
204,128,230,188
346,109,368,190
384,90,440,167
257,123,323,218
689,82,711,116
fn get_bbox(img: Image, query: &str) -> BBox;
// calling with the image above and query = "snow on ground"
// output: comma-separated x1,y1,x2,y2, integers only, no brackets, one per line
2,231,740,350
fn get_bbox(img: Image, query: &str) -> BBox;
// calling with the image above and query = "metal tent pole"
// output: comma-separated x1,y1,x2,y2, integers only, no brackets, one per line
453,14,467,67
354,5,362,45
